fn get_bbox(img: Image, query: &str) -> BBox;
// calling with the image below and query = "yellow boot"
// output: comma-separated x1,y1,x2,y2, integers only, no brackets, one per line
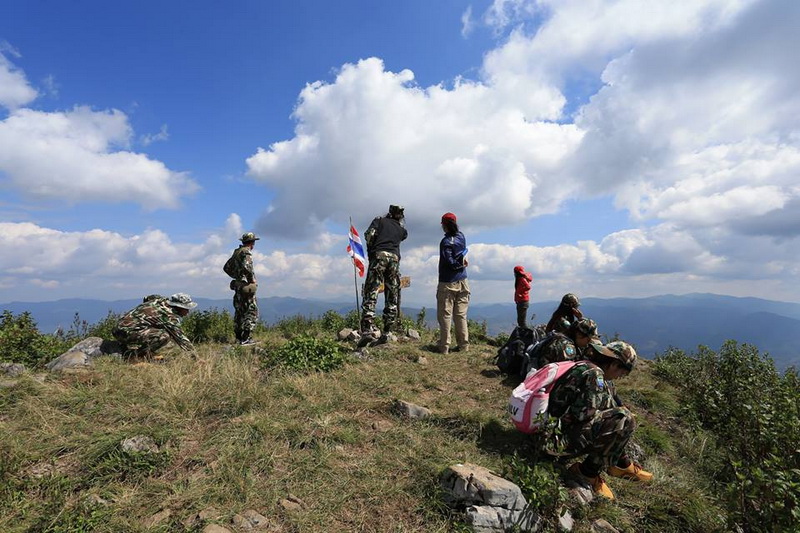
608,462,653,482
568,463,615,500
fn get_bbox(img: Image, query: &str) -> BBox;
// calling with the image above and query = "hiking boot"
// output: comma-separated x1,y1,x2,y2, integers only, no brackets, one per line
451,344,470,353
568,463,615,500
438,346,449,354
357,332,377,348
608,462,653,482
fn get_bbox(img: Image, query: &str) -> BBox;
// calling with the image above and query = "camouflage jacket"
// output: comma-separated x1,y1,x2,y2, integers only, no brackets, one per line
116,297,193,351
548,362,618,426
537,332,578,366
230,245,256,284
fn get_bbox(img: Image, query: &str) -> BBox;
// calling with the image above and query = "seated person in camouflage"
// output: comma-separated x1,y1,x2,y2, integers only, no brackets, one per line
545,293,583,334
113,293,197,358
537,318,598,366
543,341,653,500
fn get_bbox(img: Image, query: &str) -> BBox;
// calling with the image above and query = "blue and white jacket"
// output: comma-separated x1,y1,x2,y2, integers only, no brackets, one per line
438,231,468,283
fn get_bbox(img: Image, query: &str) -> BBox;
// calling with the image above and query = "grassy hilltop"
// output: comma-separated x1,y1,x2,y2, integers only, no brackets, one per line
1,310,798,532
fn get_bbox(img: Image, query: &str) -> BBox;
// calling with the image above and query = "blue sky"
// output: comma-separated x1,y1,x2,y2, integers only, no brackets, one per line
2,0,799,306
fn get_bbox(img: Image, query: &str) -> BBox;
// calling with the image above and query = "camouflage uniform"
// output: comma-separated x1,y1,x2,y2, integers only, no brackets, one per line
360,207,407,336
536,333,578,366
229,243,260,342
113,296,193,357
361,250,401,334
544,361,635,476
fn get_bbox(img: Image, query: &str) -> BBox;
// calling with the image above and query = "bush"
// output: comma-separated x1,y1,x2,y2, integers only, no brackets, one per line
264,336,347,373
182,307,234,343
503,453,568,520
654,342,800,531
87,310,121,340
0,310,68,367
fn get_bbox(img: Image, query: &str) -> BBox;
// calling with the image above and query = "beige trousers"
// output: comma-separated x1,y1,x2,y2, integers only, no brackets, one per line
436,279,470,350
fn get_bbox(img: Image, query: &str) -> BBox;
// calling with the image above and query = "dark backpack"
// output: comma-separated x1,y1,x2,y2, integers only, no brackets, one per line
223,250,238,279
522,330,562,375
495,324,547,376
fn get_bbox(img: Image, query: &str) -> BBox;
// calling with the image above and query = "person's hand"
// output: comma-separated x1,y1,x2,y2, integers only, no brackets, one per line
463,258,469,267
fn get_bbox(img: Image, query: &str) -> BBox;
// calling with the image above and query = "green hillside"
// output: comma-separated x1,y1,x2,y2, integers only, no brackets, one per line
1,311,798,532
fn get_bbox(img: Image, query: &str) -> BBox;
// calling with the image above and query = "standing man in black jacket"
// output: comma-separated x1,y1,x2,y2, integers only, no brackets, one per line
360,204,407,343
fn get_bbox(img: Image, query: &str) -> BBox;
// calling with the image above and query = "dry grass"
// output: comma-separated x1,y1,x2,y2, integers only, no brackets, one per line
0,334,726,532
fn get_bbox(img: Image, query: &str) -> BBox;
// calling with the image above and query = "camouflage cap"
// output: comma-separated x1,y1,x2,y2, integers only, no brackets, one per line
561,293,580,308
573,318,597,337
240,232,260,243
168,293,197,310
605,340,637,370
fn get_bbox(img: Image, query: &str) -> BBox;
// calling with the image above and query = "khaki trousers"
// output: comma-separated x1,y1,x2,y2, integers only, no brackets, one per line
436,279,470,350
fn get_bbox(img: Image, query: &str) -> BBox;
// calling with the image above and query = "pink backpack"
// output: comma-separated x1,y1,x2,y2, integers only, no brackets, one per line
509,361,579,433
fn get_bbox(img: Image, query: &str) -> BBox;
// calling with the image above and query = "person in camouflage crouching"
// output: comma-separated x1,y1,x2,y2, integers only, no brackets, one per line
359,204,408,344
543,340,653,500
227,232,261,346
113,293,197,358
536,318,599,367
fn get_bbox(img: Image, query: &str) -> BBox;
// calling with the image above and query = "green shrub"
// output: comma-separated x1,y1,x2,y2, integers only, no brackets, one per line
182,307,234,343
0,310,68,367
87,310,121,340
654,342,800,531
467,319,489,343
276,314,317,339
264,336,347,373
503,453,568,520
320,309,346,332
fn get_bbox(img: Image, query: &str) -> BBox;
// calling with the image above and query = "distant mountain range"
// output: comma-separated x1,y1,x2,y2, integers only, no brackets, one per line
3,293,798,369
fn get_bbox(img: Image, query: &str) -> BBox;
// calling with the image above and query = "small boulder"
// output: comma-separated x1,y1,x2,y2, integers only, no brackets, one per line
0,362,25,377
406,329,421,340
279,494,306,513
440,463,527,511
559,509,574,531
393,399,431,419
591,519,620,533
120,435,159,454
465,505,542,532
337,328,354,341
232,509,270,529
46,350,90,372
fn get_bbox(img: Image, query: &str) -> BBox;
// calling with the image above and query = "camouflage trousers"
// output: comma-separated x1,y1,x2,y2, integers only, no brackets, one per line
360,251,401,334
547,406,636,476
234,290,259,342
112,327,170,358
570,406,635,475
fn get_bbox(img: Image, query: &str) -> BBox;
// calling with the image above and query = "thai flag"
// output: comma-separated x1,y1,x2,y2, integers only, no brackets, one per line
347,224,366,277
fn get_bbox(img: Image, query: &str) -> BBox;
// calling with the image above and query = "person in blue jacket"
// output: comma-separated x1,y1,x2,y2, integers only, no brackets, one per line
437,212,470,354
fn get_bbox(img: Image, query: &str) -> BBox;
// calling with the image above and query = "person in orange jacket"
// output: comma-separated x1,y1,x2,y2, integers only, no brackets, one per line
513,265,533,328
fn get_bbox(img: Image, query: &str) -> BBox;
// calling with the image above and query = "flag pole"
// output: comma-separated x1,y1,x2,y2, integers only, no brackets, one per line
349,216,361,323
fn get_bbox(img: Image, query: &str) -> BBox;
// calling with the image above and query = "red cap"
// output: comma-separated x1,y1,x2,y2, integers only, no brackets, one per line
441,212,457,223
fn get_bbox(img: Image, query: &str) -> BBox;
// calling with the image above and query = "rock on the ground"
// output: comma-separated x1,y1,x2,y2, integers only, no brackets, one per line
441,463,527,510
393,399,432,419
465,505,542,532
46,350,90,372
120,435,159,454
590,519,620,533
347,330,362,342
416,355,428,365
232,509,271,529
279,494,306,513
45,337,122,371
337,328,354,341
0,362,25,377
558,509,574,531
406,328,421,340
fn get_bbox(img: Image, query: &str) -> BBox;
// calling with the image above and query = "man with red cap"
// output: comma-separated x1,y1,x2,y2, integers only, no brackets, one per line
437,212,470,354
